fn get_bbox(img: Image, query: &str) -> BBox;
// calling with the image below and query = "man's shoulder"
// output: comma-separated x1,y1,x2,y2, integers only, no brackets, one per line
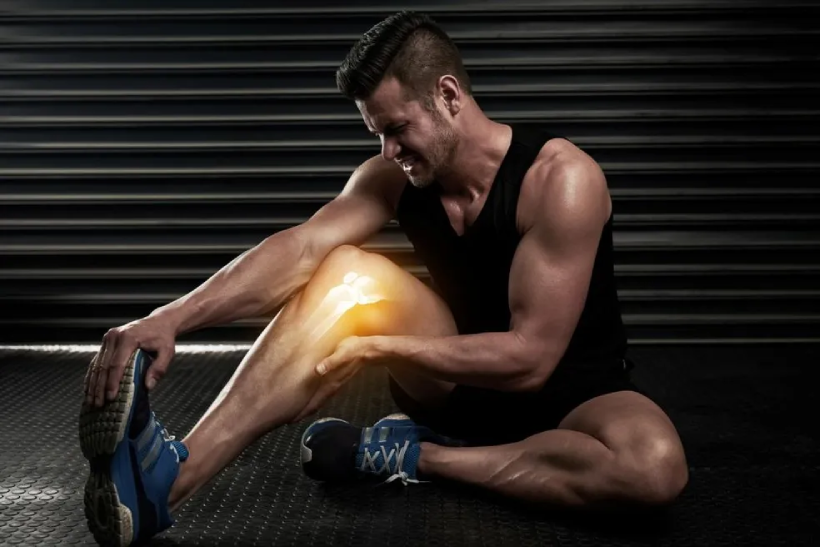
516,139,609,233
345,155,408,213
528,138,603,186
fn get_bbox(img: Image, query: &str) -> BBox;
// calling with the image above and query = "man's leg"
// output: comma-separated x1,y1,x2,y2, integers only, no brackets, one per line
415,390,689,511
169,244,459,510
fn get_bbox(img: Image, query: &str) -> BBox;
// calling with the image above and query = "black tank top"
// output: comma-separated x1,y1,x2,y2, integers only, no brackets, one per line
395,124,627,367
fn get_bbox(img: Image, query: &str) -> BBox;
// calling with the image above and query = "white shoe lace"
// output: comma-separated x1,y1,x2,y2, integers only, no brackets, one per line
359,440,429,486
152,412,176,442
152,412,185,462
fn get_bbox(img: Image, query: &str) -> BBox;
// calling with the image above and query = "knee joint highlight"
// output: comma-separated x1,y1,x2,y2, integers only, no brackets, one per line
306,271,386,342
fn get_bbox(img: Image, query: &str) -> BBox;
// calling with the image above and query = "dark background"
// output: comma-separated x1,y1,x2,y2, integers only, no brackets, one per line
2,0,818,346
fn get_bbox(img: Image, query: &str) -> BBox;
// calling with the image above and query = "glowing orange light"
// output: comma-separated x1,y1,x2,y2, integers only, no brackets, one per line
306,272,385,342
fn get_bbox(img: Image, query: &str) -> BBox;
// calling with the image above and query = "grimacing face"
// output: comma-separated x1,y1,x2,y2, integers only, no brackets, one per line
357,78,459,188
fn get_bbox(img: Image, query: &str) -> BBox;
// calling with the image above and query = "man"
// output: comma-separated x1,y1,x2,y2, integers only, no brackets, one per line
79,11,688,546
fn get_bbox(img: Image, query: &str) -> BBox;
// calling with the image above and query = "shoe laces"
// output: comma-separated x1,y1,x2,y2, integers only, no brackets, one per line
151,411,189,461
359,440,428,486
150,412,176,442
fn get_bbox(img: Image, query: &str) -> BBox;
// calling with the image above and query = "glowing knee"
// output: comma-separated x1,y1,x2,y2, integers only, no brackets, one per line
306,271,386,342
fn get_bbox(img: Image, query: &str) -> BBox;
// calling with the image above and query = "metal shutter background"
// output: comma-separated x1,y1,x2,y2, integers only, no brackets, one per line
1,0,818,345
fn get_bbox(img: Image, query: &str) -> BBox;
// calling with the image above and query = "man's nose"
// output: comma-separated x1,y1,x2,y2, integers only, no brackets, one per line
381,136,400,162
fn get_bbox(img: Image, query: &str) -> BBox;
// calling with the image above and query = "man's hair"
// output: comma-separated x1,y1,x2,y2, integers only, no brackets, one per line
336,11,472,109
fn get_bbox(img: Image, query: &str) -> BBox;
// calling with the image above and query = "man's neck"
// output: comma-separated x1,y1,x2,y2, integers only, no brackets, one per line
437,118,512,203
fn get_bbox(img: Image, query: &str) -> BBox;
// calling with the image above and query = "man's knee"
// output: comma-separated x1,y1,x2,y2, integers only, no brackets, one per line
321,244,367,269
615,437,689,506
307,243,456,339
318,245,387,279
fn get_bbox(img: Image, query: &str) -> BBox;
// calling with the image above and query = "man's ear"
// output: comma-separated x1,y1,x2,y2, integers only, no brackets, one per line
437,75,462,115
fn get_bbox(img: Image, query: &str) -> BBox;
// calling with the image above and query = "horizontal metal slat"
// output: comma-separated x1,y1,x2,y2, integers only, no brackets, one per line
5,269,820,295
4,314,819,327
4,264,819,280
5,293,819,324
1,231,818,255
2,151,815,172
2,216,818,231
9,0,816,19
4,135,819,152
4,53,812,75
2,109,813,128
5,274,819,296
5,289,818,303
2,162,818,179
3,174,819,199
5,94,811,119
7,18,817,44
2,190,816,207
5,66,814,91
6,82,818,100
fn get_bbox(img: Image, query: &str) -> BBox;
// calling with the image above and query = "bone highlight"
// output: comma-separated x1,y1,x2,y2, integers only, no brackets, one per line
306,271,386,343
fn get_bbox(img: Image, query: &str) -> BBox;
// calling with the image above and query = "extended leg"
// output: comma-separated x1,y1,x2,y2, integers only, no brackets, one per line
169,245,459,510
416,391,689,511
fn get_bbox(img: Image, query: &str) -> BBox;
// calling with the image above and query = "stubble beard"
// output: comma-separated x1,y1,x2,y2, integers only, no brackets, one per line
408,119,459,189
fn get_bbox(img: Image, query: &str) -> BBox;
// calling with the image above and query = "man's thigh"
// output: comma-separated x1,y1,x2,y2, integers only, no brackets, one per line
392,357,643,446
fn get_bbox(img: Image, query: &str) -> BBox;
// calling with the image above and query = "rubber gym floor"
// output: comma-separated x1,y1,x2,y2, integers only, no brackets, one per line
1,344,817,546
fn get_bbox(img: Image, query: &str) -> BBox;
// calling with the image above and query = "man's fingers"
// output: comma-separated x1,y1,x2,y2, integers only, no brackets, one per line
144,347,174,391
87,340,111,405
84,354,96,392
84,353,99,405
315,355,335,376
99,341,139,405
94,338,117,406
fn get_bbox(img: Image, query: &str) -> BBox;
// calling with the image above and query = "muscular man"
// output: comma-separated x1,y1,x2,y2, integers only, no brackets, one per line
79,11,688,546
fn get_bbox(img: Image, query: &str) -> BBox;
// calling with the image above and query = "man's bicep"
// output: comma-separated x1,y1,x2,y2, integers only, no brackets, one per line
508,173,607,372
508,231,594,365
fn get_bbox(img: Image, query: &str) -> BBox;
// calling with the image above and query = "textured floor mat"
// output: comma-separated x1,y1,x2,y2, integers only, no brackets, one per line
1,345,818,546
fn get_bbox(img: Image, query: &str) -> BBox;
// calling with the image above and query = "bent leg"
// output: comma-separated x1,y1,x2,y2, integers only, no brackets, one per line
416,391,689,511
169,245,458,510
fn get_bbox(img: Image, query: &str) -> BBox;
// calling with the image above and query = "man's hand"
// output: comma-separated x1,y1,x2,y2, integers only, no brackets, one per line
84,314,178,407
292,336,384,422
315,336,380,377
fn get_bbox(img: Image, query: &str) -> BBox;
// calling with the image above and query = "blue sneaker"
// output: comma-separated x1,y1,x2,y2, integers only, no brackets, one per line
79,349,188,546
300,413,461,485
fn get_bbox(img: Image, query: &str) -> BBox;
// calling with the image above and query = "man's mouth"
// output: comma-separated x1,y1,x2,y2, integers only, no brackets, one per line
399,156,418,172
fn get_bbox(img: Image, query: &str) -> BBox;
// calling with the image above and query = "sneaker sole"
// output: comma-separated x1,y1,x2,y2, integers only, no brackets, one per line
78,350,139,547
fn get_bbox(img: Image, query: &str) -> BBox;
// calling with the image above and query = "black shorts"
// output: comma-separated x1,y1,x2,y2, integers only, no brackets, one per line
388,357,647,446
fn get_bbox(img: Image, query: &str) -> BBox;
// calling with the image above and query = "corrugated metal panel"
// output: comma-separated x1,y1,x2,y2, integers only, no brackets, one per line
2,0,819,344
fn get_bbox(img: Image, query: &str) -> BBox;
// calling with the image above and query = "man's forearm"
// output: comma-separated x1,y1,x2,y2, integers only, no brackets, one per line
151,228,314,335
374,332,554,392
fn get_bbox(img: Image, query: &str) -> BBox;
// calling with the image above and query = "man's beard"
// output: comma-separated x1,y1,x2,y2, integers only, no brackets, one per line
408,118,458,189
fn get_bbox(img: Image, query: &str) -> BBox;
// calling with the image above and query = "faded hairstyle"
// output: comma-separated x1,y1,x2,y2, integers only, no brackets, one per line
336,11,472,110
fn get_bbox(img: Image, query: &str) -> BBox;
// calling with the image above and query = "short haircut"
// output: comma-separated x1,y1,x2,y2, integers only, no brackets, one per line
336,10,472,109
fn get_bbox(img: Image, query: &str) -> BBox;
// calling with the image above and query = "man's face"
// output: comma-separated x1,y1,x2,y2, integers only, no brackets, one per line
357,77,458,188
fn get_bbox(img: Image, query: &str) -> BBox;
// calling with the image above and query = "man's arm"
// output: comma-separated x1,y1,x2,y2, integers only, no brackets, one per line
153,156,403,336
372,153,610,391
